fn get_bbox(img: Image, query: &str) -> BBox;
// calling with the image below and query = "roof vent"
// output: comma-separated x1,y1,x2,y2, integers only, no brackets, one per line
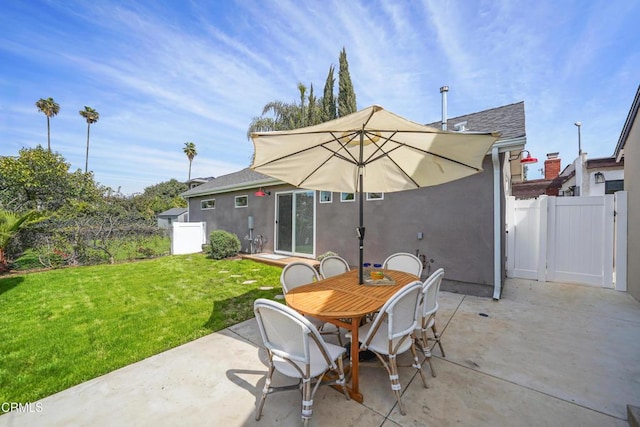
454,121,468,132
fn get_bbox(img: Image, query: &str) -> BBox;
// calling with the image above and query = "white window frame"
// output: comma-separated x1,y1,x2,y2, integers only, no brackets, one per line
319,191,333,203
366,192,384,201
235,195,248,208
201,199,216,210
340,192,355,202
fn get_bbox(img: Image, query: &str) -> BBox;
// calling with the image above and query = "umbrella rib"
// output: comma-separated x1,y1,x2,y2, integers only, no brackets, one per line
252,130,356,168
369,133,483,171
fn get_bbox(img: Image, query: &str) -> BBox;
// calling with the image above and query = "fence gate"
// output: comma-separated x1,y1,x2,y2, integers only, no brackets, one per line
507,194,626,289
171,222,207,255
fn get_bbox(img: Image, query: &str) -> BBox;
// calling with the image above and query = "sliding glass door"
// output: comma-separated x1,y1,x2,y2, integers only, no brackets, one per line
275,190,315,256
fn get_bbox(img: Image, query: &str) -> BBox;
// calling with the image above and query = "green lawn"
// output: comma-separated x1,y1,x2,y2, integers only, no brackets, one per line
0,253,282,403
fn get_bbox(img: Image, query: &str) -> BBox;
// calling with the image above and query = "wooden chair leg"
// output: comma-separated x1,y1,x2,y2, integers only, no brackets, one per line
255,364,275,421
431,323,445,357
410,341,428,388
388,354,406,415
420,329,436,377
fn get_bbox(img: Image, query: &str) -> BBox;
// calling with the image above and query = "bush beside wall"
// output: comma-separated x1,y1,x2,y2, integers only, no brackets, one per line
208,230,241,260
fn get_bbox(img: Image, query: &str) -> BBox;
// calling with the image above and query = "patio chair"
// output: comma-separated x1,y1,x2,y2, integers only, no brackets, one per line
414,268,446,377
253,299,350,426
280,262,343,346
383,252,423,278
319,255,350,279
357,280,427,415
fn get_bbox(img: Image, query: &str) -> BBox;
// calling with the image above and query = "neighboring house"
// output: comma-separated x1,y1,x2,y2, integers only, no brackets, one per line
615,85,639,302
182,102,528,299
511,152,625,199
557,155,624,196
511,152,563,199
186,177,215,189
157,207,188,229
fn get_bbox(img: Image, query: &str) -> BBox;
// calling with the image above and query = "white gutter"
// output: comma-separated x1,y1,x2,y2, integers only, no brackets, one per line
182,177,282,198
492,146,502,300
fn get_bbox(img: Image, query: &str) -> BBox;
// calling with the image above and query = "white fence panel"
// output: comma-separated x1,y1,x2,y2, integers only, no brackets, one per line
171,222,206,255
506,196,546,280
614,192,628,291
547,196,614,287
507,193,625,289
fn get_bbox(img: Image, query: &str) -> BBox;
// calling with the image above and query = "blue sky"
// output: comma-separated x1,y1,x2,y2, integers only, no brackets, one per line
1,0,638,195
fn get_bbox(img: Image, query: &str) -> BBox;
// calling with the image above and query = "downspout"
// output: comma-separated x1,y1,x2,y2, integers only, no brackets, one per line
492,146,502,300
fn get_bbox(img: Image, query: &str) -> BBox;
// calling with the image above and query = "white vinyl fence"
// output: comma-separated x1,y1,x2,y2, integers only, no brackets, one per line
506,193,627,290
171,222,207,255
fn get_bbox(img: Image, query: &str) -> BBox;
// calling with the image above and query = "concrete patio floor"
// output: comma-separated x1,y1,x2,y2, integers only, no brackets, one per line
1,278,639,426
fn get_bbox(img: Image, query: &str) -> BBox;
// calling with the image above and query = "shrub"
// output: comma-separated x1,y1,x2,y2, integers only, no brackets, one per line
208,230,241,260
317,251,338,262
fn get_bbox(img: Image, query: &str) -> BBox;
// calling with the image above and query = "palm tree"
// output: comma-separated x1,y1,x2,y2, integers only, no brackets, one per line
0,209,48,272
183,142,197,181
79,106,100,173
35,97,60,151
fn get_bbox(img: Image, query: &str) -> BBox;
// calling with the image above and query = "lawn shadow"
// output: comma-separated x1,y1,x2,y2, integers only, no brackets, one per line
0,276,24,297
203,287,279,332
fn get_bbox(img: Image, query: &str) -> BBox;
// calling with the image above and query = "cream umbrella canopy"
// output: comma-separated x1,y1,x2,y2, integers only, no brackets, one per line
251,105,500,284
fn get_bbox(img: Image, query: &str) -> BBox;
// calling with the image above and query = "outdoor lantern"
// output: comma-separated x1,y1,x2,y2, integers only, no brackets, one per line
254,188,271,197
594,172,605,184
509,150,538,164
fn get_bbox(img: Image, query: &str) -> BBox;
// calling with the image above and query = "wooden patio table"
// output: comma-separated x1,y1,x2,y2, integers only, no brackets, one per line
284,268,419,402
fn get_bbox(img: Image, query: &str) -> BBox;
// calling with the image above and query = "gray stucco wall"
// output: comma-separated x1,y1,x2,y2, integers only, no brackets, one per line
187,155,503,296
315,155,497,296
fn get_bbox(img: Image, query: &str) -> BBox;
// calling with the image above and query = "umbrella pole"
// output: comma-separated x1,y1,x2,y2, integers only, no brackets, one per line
358,130,365,285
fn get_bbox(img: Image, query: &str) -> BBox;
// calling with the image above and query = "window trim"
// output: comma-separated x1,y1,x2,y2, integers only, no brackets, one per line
235,195,248,208
201,198,216,210
366,192,384,201
340,192,355,202
319,191,333,203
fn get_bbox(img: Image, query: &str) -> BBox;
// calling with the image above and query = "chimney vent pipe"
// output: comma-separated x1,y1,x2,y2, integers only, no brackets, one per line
440,86,449,131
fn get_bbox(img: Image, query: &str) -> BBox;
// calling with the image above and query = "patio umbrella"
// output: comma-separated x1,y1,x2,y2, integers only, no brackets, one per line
250,105,500,284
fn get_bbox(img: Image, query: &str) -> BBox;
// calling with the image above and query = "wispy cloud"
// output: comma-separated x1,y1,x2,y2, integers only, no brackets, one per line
1,0,638,192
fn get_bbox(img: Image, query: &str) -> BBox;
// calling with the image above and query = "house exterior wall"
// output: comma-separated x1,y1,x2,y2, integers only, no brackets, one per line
315,155,497,296
187,156,500,296
586,169,624,196
157,212,188,229
188,186,287,253
624,113,640,301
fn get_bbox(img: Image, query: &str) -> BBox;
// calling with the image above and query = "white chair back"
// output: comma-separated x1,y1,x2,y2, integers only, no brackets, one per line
383,252,423,277
254,298,332,369
362,280,423,345
253,299,350,424
421,268,444,318
280,262,320,294
319,255,350,279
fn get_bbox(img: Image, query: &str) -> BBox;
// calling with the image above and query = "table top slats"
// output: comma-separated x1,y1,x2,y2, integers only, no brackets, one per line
285,269,419,318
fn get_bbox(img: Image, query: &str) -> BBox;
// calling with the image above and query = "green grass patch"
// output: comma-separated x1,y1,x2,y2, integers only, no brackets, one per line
0,253,282,403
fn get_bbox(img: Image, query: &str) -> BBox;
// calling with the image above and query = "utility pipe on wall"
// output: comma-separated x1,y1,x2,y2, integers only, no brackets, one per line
440,86,449,131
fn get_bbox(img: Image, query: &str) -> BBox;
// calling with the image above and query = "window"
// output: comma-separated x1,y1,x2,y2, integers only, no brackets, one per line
201,199,215,210
340,192,355,202
319,191,332,203
605,180,624,194
366,192,384,201
235,195,248,208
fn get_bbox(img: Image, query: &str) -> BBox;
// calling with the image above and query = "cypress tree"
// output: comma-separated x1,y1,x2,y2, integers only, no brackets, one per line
322,65,336,121
307,84,319,125
338,47,357,117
